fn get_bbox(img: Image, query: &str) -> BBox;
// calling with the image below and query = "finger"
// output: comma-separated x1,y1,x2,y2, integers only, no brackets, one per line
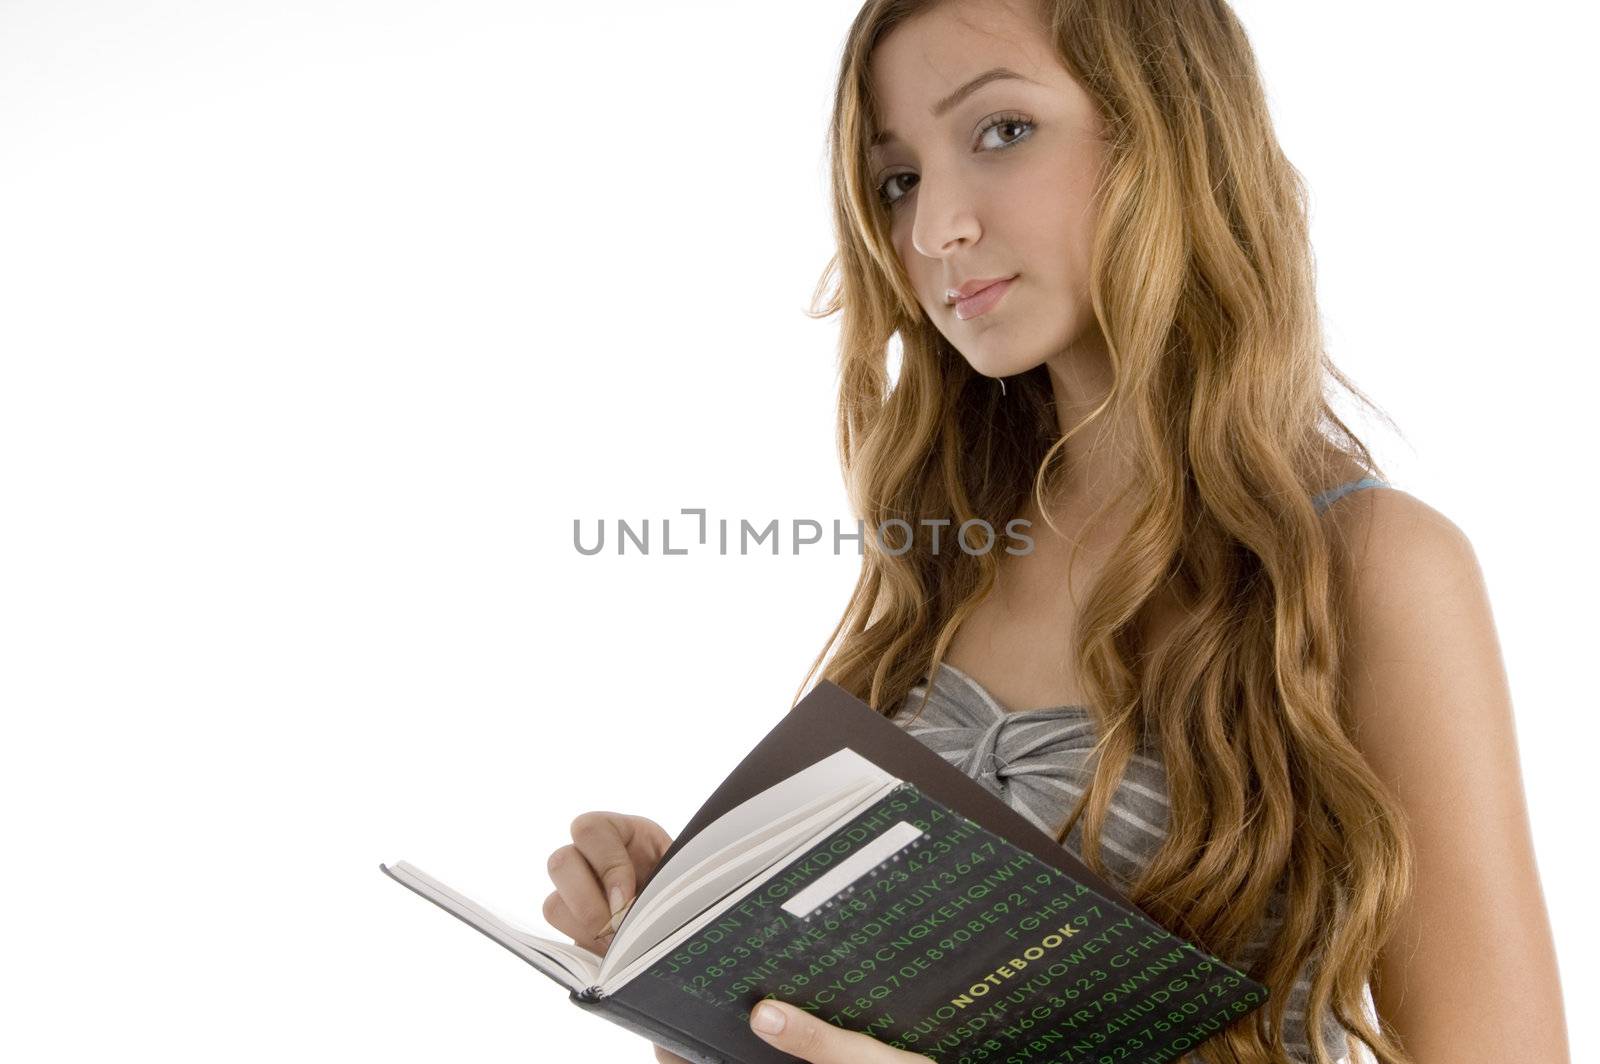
652,1046,692,1064
749,1000,931,1062
618,819,673,896
546,843,611,938
633,816,674,865
569,812,658,915
541,891,609,956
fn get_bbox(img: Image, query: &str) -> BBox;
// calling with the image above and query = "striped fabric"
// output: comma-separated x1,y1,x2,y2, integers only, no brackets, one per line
888,476,1391,1062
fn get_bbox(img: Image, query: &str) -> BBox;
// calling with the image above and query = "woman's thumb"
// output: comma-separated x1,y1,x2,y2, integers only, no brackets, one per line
748,999,892,1062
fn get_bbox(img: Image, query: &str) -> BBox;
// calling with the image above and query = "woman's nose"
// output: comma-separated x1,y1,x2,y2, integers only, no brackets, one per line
909,173,982,260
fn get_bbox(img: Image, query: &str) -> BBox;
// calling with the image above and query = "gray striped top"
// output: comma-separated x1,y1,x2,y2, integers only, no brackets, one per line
888,476,1391,1063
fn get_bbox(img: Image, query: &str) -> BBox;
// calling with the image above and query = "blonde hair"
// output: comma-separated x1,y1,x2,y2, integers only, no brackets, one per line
794,1,1415,1061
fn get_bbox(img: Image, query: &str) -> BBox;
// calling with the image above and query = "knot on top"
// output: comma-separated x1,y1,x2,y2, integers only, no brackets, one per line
897,664,1098,803
956,705,1097,800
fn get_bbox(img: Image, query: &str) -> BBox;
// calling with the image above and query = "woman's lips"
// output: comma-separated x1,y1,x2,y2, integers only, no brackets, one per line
952,275,1016,321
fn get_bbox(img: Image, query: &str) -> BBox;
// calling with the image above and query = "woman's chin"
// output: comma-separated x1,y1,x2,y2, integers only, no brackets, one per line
957,352,1044,381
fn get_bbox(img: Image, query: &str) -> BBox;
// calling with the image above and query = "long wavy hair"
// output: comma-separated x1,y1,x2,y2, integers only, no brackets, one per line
792,1,1415,1062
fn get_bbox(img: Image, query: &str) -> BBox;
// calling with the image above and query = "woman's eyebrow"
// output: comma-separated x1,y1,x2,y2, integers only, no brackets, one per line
871,66,1039,150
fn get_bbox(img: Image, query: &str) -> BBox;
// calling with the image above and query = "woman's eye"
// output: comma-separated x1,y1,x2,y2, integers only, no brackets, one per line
875,113,1035,211
877,172,918,208
977,113,1035,151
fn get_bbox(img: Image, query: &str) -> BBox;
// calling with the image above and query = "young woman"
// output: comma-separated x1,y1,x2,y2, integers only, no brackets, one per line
542,1,1569,1061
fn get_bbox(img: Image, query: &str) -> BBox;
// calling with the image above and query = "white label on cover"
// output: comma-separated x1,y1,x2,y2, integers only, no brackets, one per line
781,820,926,919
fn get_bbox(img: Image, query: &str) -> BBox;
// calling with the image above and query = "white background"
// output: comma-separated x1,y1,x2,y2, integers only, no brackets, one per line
2,1,1594,1060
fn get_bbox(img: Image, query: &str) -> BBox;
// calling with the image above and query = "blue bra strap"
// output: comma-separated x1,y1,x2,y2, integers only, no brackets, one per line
1311,476,1390,515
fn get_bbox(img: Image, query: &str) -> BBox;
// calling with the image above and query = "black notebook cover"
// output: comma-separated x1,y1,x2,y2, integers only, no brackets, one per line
586,680,1267,1063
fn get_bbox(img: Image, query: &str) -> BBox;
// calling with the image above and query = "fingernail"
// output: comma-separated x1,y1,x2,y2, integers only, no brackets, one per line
751,1003,786,1035
609,885,625,914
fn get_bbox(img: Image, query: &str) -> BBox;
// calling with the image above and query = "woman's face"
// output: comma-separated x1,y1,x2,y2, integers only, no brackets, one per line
867,0,1108,378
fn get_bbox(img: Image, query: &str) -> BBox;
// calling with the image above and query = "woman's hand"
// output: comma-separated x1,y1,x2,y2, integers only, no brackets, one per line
541,810,673,958
747,1000,933,1062
540,811,687,1064
649,1001,932,1063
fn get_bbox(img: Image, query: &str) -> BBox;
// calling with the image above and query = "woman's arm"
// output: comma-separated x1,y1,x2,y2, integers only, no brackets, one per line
1333,489,1569,1062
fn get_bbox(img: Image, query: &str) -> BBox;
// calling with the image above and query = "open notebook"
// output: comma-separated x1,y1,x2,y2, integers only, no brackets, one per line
381,680,1267,1064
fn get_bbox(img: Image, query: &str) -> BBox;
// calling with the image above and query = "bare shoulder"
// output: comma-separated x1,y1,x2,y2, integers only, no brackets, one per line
1319,483,1487,698
1317,484,1571,1059
1320,482,1474,581
1317,482,1499,764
